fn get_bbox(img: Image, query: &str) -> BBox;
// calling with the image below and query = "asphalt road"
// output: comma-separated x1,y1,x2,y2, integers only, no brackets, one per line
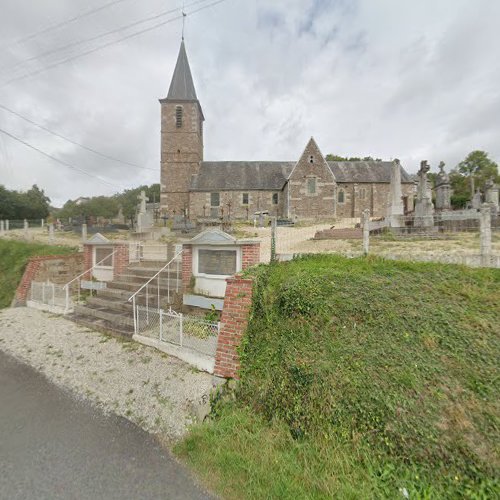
0,351,212,500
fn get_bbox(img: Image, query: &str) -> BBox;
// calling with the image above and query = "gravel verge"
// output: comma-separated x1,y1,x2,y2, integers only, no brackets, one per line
0,307,214,441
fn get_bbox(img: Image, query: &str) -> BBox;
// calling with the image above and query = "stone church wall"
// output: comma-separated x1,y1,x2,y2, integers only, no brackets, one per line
336,183,415,218
190,190,286,220
288,139,336,219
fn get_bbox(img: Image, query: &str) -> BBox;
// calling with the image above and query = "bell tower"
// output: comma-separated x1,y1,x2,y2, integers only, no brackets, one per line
160,40,204,216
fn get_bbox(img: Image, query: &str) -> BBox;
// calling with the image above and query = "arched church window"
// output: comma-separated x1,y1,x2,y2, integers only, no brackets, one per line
338,189,345,203
175,106,183,128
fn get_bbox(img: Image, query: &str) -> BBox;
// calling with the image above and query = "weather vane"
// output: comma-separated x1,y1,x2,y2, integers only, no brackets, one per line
182,1,187,40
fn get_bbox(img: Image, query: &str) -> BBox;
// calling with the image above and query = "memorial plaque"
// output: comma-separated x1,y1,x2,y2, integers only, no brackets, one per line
198,249,236,275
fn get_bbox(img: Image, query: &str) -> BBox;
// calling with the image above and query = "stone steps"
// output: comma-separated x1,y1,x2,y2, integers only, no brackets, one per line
67,258,181,337
74,304,135,327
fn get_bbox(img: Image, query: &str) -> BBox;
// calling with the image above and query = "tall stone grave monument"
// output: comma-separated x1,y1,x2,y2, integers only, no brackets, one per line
388,159,405,227
435,161,451,211
414,160,434,228
485,178,499,215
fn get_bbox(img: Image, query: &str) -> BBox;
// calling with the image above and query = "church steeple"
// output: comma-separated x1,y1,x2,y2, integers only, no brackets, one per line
166,41,198,102
159,40,204,217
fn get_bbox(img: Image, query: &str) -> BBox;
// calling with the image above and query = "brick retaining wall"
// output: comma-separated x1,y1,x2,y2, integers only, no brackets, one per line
13,253,83,306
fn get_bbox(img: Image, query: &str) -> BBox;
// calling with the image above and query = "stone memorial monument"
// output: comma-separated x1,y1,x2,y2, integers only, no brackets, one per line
434,161,451,211
414,160,434,228
388,158,405,227
136,191,154,234
471,189,482,210
485,178,499,214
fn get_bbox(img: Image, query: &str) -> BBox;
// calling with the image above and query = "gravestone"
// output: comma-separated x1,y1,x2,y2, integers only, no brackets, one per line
82,223,88,242
49,223,55,243
23,219,29,240
5,220,9,231
414,160,434,228
435,161,451,211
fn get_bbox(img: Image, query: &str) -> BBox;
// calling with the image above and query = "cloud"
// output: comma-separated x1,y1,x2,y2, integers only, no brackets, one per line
0,0,498,207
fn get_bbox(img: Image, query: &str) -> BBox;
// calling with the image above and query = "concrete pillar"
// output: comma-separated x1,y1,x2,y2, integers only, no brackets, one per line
23,219,29,240
82,223,88,242
49,223,55,243
5,220,9,231
41,219,45,228
362,209,370,255
480,205,491,267
0,220,4,234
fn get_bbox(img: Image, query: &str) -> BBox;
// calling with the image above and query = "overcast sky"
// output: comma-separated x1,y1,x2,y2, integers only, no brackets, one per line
0,0,499,207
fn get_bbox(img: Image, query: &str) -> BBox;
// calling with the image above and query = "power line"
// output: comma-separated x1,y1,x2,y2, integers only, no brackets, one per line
0,0,135,52
0,103,158,171
2,0,211,76
0,0,228,88
0,126,125,190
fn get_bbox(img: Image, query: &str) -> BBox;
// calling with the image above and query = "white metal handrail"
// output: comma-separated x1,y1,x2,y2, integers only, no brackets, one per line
63,248,119,312
127,249,183,302
128,249,183,334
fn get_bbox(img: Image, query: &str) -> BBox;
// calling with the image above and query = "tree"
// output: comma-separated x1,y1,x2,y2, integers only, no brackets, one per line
0,184,50,220
457,150,499,196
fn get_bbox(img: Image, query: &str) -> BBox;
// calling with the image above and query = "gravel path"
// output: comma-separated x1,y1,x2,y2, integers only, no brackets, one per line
0,307,214,442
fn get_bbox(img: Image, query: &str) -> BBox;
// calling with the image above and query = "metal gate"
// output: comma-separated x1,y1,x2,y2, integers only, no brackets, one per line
135,306,220,358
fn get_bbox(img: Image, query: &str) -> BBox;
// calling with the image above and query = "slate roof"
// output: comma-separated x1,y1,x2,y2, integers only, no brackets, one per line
166,41,198,101
328,161,414,184
191,162,295,191
190,160,413,191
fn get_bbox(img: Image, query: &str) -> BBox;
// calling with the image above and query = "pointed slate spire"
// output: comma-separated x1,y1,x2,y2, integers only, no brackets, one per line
167,40,198,101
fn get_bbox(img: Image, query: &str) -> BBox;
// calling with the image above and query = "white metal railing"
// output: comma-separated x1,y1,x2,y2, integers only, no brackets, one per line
128,249,183,334
135,305,220,358
62,248,118,313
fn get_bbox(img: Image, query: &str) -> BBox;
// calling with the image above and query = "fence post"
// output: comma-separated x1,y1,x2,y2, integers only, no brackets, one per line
132,297,137,335
81,223,87,242
480,204,491,267
41,218,44,229
159,309,163,342
271,216,277,262
0,220,4,234
49,223,54,243
5,220,9,231
24,219,29,240
179,313,184,347
64,286,69,313
362,209,370,255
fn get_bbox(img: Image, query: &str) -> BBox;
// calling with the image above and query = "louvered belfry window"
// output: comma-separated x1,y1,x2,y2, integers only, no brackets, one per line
175,106,183,128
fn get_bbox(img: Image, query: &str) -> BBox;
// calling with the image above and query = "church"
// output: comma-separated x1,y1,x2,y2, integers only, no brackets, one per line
160,41,415,220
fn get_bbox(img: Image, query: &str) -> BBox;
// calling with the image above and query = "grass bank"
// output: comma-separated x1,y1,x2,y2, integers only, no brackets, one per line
176,255,500,498
0,239,76,308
